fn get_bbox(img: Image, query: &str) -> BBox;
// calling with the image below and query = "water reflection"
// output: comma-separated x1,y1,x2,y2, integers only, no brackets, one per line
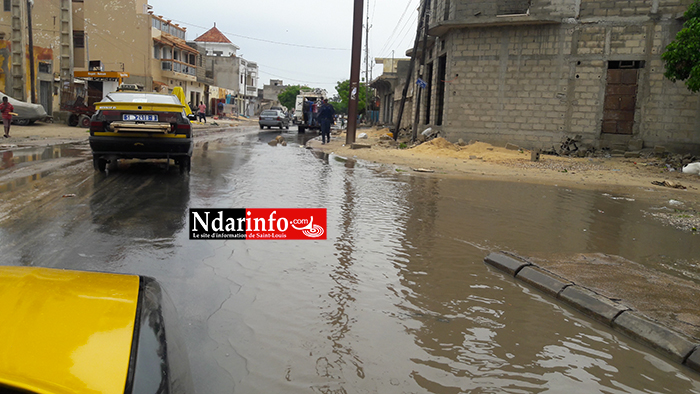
89,164,190,243
0,143,86,170
320,159,363,392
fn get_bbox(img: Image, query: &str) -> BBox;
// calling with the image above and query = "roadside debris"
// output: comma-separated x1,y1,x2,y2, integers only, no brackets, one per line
651,180,687,189
683,162,700,175
268,135,287,147
411,168,434,173
62,194,76,198
358,133,368,139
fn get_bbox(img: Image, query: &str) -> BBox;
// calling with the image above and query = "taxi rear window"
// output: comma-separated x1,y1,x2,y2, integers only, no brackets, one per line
104,93,181,105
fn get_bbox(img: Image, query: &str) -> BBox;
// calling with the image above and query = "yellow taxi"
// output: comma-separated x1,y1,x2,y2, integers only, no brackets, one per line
89,86,194,174
0,266,194,394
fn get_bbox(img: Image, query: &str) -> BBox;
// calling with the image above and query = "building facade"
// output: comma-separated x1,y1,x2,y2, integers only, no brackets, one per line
371,58,412,128
411,0,699,153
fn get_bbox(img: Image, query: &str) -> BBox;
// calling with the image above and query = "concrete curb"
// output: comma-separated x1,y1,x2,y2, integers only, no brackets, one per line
484,252,700,373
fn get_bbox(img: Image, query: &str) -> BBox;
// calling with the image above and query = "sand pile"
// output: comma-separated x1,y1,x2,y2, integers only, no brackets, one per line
412,137,459,152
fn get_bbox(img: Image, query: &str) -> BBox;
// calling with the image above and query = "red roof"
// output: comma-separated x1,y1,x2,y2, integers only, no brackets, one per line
194,26,232,43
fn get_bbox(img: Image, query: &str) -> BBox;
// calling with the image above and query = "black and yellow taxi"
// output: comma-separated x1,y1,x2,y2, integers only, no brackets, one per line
0,266,195,394
89,86,194,174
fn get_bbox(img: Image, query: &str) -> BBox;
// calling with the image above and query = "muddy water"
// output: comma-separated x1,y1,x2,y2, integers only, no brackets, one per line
1,129,699,393
0,143,84,170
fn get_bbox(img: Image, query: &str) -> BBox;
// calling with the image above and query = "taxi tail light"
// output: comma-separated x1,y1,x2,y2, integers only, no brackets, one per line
174,123,191,135
90,120,105,132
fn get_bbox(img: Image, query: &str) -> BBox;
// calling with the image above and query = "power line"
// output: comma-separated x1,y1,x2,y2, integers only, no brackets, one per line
167,18,349,51
384,13,418,57
377,0,416,56
258,69,339,86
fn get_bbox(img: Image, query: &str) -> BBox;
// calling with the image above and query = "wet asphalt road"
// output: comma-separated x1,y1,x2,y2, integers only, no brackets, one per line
1,125,700,393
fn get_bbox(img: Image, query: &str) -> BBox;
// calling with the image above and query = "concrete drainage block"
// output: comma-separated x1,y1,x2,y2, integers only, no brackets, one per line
483,252,700,373
612,311,697,365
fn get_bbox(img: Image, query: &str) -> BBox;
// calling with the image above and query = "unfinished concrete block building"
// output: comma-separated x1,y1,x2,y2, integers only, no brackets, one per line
419,0,698,153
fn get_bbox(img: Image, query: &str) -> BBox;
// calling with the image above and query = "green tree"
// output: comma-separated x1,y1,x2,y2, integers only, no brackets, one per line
662,0,700,92
277,85,302,110
277,86,314,111
335,80,367,115
329,95,346,115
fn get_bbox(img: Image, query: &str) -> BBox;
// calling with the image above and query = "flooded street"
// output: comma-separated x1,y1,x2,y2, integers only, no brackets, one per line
1,126,700,393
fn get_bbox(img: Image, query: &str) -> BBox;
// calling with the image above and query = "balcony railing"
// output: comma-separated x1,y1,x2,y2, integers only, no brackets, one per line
160,59,196,77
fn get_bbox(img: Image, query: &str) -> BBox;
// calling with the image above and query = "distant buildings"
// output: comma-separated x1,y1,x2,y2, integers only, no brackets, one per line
0,0,261,120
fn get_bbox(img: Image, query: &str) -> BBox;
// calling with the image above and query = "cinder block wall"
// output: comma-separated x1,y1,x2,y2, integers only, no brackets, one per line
429,0,700,153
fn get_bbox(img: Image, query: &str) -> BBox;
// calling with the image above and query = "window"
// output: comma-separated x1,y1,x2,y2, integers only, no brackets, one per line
3,0,10,12
153,45,160,59
38,62,51,74
73,31,85,48
497,0,530,16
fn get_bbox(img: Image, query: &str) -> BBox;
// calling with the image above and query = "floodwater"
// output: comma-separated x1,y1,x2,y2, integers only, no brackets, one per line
1,127,700,393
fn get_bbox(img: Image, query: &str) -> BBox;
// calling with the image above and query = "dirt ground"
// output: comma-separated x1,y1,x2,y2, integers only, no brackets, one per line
309,126,700,340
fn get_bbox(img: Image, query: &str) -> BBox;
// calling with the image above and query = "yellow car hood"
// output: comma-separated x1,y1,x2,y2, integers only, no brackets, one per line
0,267,140,394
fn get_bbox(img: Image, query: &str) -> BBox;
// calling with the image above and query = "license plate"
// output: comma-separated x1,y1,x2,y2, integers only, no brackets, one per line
265,117,274,120
123,114,158,122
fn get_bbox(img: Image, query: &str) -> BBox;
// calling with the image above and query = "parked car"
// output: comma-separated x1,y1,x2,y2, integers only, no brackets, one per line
0,91,49,125
89,91,193,173
0,266,195,394
259,109,289,130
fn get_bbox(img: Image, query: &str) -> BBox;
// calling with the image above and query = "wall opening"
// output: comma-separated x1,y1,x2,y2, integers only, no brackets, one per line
424,62,433,125
436,55,447,126
497,0,531,16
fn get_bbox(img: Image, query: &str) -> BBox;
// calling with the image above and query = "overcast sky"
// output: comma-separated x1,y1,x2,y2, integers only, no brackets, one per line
147,0,419,96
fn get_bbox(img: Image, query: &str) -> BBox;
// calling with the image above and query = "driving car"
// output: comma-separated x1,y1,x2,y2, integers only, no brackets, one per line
259,109,289,130
0,266,195,394
89,90,193,173
0,91,49,125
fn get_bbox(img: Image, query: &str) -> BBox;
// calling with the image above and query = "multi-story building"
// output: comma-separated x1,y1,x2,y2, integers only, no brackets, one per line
149,12,202,106
190,25,260,116
0,0,203,118
371,58,412,127
0,0,265,120
403,0,700,153
189,25,238,114
239,58,259,117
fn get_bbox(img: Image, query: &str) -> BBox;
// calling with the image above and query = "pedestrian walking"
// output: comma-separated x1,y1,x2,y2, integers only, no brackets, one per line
197,102,207,123
318,99,335,144
0,97,14,138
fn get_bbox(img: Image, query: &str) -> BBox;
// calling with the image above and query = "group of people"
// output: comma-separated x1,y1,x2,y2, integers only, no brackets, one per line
302,98,335,144
188,101,208,123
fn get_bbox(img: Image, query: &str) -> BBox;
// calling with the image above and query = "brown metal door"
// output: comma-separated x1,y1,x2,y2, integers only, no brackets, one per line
602,69,638,135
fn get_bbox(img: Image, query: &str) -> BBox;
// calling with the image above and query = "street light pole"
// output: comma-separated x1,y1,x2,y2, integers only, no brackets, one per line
346,0,364,145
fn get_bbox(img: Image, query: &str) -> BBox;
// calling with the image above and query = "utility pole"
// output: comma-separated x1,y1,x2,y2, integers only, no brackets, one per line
364,0,370,125
392,0,428,141
346,0,364,145
411,0,431,142
27,0,36,103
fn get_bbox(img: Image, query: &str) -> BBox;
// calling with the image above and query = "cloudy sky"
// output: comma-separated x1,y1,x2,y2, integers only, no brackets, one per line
147,0,419,96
